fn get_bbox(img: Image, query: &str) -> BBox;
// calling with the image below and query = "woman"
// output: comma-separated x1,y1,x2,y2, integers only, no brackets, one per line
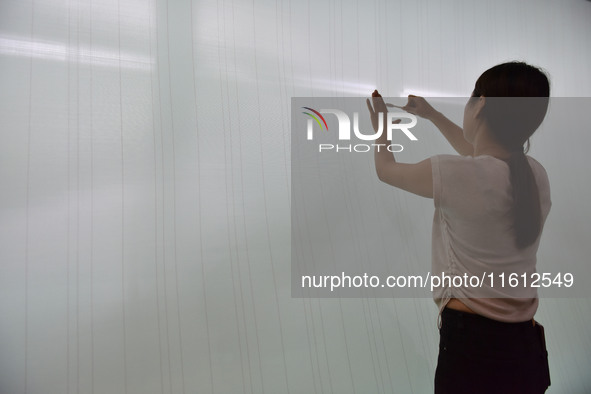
367,62,552,393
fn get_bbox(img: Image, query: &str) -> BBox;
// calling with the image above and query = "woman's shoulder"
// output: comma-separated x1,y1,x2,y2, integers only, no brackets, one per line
432,154,507,169
525,155,547,172
432,153,549,174
526,155,551,193
525,155,550,182
438,154,547,173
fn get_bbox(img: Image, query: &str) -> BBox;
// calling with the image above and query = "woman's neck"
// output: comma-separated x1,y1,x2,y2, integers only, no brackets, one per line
471,128,512,160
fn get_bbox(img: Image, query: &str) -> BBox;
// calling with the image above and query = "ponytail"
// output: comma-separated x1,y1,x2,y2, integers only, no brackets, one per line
507,144,541,249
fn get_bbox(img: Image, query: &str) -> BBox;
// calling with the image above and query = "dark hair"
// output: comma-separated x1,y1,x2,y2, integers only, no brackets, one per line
472,62,550,249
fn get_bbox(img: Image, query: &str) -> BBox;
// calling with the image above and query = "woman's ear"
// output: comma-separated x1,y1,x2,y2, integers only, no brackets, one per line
474,95,486,118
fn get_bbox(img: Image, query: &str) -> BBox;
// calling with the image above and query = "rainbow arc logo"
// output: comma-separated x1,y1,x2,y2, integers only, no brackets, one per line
301,107,328,131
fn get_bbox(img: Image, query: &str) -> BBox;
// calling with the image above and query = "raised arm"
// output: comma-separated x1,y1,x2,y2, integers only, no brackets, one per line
368,90,433,199
401,96,474,157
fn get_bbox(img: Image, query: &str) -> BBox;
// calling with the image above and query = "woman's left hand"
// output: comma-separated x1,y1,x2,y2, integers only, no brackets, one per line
366,89,399,133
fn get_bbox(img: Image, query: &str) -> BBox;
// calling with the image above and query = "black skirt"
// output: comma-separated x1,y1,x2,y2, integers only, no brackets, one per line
435,307,551,394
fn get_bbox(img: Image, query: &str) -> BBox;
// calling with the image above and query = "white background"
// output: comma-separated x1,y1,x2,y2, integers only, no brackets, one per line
1,0,590,393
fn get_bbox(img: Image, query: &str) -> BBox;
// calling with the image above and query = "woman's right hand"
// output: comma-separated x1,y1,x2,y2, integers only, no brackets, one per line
400,95,438,120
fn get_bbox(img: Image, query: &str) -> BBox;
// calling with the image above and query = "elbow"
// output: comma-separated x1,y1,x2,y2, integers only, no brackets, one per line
375,165,386,182
375,155,396,181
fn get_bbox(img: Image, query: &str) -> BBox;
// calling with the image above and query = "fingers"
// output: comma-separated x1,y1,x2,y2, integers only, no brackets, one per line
366,98,375,116
401,104,414,114
368,93,403,131
386,103,405,110
370,90,388,114
402,94,421,113
372,89,381,109
404,94,416,110
372,95,383,109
